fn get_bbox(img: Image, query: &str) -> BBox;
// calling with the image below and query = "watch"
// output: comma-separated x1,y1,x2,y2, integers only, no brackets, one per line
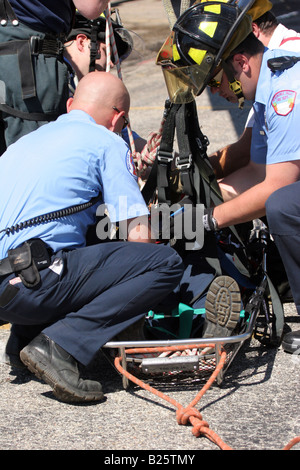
203,207,219,232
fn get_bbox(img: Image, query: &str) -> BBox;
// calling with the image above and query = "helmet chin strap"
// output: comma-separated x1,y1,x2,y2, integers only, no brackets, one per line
222,61,245,109
229,78,244,109
89,23,100,72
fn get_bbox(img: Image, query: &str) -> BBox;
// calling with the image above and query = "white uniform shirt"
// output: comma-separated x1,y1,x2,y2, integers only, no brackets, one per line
246,24,300,131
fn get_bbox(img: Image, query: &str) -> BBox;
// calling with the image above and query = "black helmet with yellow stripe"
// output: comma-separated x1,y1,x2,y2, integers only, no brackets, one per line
157,0,272,104
172,2,245,67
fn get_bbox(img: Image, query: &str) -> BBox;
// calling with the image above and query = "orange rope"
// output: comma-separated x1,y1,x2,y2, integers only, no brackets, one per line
114,343,233,450
282,436,300,450
114,343,300,451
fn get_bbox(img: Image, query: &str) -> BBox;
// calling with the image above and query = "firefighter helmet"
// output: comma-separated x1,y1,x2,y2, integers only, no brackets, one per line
157,0,271,103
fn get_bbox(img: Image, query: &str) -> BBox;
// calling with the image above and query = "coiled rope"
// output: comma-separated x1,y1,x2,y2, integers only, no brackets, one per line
114,343,300,451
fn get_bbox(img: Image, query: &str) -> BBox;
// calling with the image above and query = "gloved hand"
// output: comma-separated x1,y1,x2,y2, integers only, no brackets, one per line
174,197,219,232
168,197,219,239
151,196,218,244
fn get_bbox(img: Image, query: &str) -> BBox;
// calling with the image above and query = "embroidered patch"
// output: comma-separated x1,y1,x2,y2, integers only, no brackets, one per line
126,149,137,180
271,90,296,116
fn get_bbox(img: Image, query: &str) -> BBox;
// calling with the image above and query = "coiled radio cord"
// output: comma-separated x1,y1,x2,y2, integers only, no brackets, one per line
0,196,101,236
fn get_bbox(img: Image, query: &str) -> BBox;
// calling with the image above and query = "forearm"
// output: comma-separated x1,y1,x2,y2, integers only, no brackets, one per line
213,181,270,228
209,127,252,179
218,161,266,201
73,1,109,19
209,147,229,179
213,159,300,228
126,217,155,243
209,144,250,179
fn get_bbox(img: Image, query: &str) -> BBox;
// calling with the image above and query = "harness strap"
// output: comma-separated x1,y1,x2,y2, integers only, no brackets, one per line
0,39,35,99
89,22,99,72
141,101,180,205
156,101,180,204
142,95,285,344
0,103,59,121
0,0,18,24
0,0,65,121
175,105,194,199
0,37,65,120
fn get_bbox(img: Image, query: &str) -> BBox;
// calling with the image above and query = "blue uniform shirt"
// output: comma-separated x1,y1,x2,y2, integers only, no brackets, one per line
0,110,148,258
251,48,300,165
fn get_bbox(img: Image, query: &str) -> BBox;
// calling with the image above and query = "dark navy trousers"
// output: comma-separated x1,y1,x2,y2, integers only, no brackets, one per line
266,182,300,316
0,242,183,365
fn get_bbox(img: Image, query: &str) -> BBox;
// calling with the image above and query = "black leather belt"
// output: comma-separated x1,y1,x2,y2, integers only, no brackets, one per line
0,255,14,277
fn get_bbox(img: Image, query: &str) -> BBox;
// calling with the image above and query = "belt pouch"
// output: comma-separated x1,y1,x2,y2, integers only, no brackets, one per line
7,242,40,288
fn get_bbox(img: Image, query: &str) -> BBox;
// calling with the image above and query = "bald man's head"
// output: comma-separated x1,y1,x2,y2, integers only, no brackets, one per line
67,71,130,131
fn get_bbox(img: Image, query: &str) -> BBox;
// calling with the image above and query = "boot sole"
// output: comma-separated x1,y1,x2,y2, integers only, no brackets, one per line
203,276,241,338
20,347,104,403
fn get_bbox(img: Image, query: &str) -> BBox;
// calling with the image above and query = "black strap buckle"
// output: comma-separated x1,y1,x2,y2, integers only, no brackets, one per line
30,36,40,56
30,35,64,57
175,154,192,170
157,149,174,164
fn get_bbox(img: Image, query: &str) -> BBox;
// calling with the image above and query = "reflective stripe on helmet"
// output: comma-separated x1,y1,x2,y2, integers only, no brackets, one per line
188,48,206,64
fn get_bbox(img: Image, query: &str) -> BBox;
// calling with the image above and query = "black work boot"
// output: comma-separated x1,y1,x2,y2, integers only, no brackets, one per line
20,334,104,403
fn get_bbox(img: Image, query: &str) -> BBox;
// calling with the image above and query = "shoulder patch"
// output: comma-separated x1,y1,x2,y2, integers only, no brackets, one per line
126,149,137,180
271,90,297,116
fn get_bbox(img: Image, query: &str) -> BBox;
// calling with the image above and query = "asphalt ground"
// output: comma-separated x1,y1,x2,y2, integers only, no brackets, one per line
0,0,299,454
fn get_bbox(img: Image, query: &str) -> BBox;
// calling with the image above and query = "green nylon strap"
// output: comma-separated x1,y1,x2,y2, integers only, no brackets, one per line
148,303,205,339
148,303,248,339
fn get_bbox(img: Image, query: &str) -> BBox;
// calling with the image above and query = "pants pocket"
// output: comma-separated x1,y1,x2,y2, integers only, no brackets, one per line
0,283,19,308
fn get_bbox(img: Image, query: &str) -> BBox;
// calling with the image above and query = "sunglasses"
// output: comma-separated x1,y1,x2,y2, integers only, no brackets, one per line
112,106,129,129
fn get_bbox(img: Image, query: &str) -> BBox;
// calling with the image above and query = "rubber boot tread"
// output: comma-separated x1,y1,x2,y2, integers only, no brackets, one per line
203,276,241,338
